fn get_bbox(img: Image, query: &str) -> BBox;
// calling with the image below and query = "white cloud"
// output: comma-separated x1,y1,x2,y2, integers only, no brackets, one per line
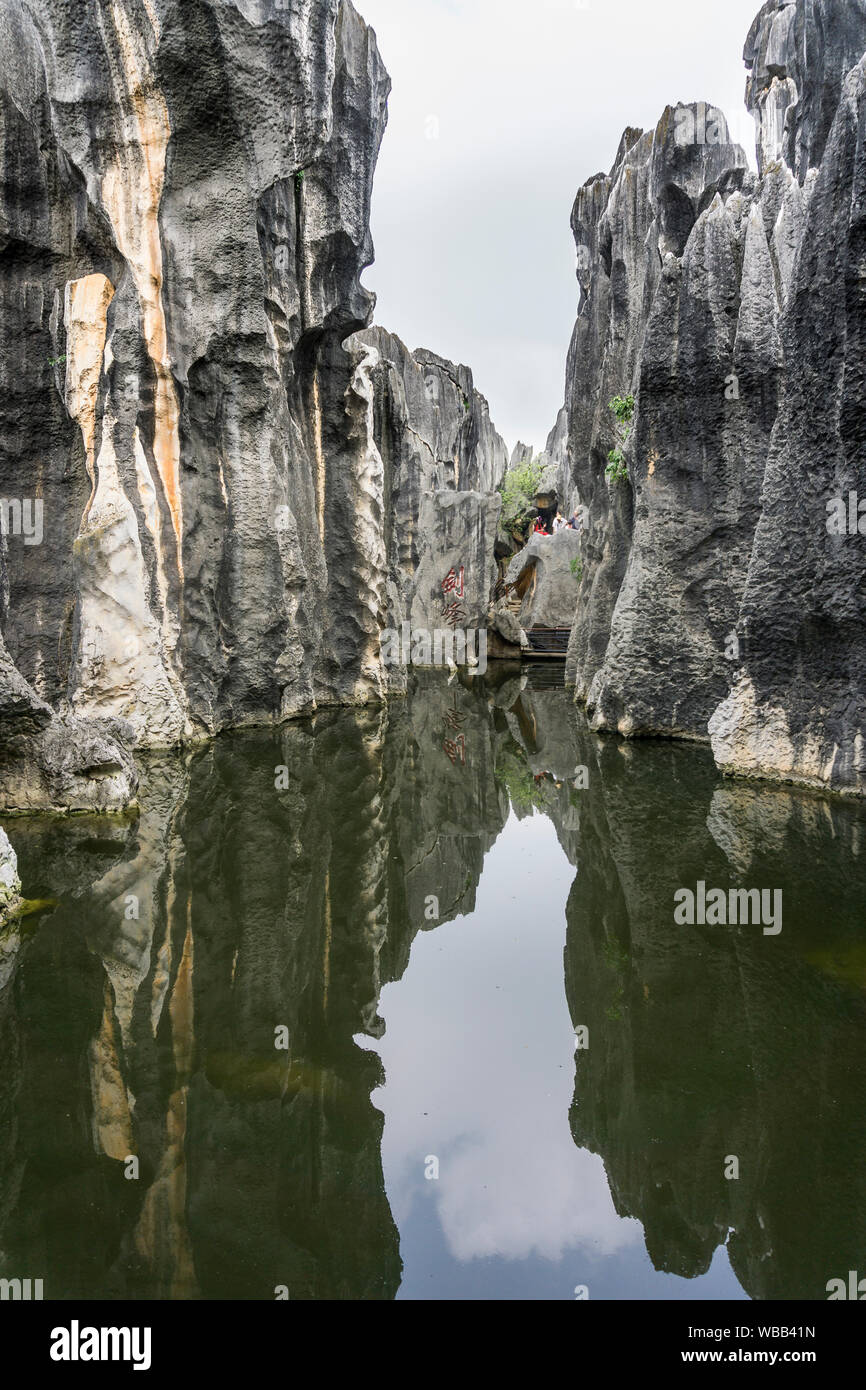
372,811,643,1267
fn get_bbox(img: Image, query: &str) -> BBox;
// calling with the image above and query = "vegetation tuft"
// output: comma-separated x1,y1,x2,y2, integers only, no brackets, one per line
605,394,635,484
497,455,546,534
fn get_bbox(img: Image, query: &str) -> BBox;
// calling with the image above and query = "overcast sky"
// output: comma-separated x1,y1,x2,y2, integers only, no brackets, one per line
358,0,762,454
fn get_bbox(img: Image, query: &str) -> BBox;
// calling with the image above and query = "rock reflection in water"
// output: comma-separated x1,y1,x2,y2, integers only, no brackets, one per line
0,673,864,1299
566,733,866,1300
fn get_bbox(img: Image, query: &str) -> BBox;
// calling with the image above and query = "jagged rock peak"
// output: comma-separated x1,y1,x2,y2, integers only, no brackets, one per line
347,325,508,642
745,0,866,178
354,326,508,496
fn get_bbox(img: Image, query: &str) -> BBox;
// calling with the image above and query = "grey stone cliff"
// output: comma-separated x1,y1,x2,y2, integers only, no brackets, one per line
712,43,866,794
553,0,866,795
0,0,394,771
350,326,508,631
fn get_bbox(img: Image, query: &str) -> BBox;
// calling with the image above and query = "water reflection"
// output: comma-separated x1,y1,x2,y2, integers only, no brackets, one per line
1,671,865,1300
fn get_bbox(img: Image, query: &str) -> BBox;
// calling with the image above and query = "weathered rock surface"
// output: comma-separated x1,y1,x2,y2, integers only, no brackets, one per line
498,431,574,552
409,491,501,648
745,0,866,177
0,827,20,922
711,50,866,794
0,0,394,755
583,179,788,741
562,124,662,698
0,628,137,812
562,107,753,727
350,326,508,631
539,406,574,517
508,442,535,473
488,599,529,653
504,529,583,630
553,1,866,794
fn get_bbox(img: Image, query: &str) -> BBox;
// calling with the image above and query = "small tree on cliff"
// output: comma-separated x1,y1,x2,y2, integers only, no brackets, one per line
605,394,634,484
497,455,546,536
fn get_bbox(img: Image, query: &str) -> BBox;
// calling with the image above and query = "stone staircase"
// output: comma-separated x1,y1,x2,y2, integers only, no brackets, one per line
524,627,571,660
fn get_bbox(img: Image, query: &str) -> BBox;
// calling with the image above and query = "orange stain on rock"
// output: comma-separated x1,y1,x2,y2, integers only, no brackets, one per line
64,273,116,516
99,0,183,573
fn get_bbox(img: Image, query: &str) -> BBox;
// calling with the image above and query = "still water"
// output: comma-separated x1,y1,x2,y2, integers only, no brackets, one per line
1,669,865,1300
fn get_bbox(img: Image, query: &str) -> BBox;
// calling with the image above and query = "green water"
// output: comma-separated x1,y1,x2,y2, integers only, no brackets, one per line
1,669,865,1300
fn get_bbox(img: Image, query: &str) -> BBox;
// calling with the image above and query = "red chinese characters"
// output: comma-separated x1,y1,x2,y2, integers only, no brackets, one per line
443,735,466,766
441,565,467,628
441,565,465,598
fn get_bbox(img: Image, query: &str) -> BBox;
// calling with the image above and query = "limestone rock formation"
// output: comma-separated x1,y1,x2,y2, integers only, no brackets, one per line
508,442,535,473
562,106,753,733
539,406,574,518
504,529,583,631
0,0,394,755
409,491,501,648
350,326,508,629
562,123,665,699
0,827,20,922
711,48,866,795
0,629,137,813
488,599,529,654
554,0,866,794
745,0,866,177
497,433,574,555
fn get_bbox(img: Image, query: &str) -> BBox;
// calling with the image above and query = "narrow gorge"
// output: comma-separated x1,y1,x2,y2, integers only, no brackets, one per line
1,0,863,825
1,0,865,1318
